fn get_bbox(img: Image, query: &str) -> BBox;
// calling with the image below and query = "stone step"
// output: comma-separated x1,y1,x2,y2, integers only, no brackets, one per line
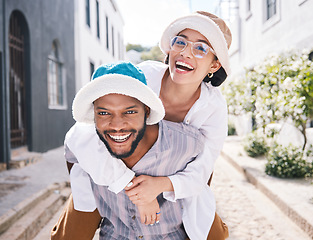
0,182,70,240
10,151,42,169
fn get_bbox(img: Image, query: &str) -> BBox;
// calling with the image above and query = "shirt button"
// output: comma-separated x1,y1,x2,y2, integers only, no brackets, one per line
186,120,190,124
132,215,136,220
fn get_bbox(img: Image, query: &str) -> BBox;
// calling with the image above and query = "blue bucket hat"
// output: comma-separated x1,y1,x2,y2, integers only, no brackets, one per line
72,62,165,125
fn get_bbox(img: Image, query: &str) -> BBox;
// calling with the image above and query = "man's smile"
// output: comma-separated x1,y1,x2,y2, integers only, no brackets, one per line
107,133,132,143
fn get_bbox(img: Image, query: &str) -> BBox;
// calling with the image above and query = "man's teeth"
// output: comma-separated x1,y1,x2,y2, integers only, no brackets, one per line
176,61,194,70
108,133,131,142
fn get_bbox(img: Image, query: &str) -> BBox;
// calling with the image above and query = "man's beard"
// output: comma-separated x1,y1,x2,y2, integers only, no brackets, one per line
96,122,147,159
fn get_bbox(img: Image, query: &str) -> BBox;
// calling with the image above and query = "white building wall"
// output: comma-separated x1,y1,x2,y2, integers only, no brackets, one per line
75,0,125,91
230,0,313,76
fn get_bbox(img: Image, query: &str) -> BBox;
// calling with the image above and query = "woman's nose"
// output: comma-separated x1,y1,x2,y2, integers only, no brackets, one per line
180,43,193,58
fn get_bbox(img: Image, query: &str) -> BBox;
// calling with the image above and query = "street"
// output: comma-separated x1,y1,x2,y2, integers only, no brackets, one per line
212,155,311,240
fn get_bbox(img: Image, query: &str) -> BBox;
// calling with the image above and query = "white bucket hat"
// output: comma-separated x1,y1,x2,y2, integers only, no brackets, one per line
159,11,232,76
72,62,165,125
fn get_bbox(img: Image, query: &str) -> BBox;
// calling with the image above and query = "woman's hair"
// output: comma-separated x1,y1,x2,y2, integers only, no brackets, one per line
203,67,227,86
164,55,227,87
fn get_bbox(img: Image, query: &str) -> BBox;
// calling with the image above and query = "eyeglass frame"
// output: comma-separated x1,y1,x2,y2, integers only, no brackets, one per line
169,35,216,58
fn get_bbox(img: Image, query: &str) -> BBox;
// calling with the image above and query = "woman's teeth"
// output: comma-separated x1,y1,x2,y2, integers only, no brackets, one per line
176,61,194,71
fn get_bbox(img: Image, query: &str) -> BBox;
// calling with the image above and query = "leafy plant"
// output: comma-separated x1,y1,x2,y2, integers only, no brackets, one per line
243,133,269,157
223,49,313,150
228,122,237,136
265,144,313,178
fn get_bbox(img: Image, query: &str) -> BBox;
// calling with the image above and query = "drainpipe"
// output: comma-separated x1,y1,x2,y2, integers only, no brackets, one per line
2,0,10,169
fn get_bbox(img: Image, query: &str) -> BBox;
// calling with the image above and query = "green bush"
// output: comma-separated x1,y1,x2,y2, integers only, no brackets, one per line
265,144,312,178
243,133,269,157
228,123,237,136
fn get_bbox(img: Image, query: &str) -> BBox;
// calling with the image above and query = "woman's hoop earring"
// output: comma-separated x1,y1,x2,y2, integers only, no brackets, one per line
208,72,214,78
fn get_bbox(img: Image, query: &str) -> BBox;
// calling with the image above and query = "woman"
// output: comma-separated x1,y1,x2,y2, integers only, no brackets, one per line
51,11,231,240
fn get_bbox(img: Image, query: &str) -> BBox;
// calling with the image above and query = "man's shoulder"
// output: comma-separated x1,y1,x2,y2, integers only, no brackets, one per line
160,120,203,141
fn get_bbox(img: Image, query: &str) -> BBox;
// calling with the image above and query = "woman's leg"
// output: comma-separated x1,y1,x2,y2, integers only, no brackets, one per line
51,194,102,240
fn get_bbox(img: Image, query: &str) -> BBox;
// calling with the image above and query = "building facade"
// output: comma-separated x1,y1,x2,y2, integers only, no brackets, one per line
0,0,125,169
226,0,313,76
0,0,76,168
75,0,125,90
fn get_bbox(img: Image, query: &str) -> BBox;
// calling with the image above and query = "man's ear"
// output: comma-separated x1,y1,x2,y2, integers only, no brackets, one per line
144,106,150,119
211,59,222,73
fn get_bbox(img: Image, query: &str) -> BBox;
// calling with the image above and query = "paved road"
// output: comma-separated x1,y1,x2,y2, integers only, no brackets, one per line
212,155,311,240
34,151,312,240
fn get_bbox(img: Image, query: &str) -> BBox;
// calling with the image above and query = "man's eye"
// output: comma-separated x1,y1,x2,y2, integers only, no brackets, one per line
98,112,109,115
126,110,136,114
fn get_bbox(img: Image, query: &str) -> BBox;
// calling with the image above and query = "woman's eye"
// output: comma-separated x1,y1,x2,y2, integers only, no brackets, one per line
176,40,186,46
195,45,207,53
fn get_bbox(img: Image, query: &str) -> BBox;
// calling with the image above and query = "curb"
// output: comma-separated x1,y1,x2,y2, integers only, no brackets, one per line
221,145,313,239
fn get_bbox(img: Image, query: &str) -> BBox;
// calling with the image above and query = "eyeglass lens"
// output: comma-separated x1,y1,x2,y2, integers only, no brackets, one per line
170,36,210,58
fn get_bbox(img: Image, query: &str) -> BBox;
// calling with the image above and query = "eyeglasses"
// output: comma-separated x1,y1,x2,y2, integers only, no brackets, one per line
170,36,216,59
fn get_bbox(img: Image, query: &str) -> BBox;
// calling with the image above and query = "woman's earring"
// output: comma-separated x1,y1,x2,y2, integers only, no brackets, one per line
208,72,214,78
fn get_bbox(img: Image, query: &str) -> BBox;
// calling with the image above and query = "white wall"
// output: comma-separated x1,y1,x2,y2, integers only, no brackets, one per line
230,0,313,76
75,0,125,91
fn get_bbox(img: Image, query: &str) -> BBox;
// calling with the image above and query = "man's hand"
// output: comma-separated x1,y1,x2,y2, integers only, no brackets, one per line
125,175,173,205
137,199,161,225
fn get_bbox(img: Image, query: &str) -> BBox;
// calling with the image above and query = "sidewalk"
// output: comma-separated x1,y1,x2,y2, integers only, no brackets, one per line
221,136,313,239
0,146,69,216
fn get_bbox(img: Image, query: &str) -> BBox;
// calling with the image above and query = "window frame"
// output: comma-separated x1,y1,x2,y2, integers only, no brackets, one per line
86,0,90,27
47,41,67,110
262,0,281,32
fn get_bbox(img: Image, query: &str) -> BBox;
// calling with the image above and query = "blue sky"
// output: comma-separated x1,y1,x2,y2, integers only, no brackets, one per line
116,0,219,47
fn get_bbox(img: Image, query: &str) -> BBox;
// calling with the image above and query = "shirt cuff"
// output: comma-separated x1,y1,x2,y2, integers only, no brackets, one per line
162,175,178,202
108,168,135,194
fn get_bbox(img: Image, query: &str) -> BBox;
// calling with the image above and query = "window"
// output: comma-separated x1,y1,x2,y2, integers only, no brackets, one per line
266,0,276,20
47,41,66,109
96,0,100,38
247,0,251,11
112,26,115,57
106,16,109,50
86,0,90,27
262,0,280,32
90,61,95,78
245,0,252,20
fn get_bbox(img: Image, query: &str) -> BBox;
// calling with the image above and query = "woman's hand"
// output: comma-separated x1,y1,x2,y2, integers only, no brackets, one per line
125,175,173,205
137,199,161,225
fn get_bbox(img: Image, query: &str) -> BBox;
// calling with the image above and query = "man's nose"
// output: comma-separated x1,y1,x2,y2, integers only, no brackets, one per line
109,115,126,130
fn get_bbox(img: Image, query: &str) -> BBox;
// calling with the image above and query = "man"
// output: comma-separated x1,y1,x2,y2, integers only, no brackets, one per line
51,62,220,239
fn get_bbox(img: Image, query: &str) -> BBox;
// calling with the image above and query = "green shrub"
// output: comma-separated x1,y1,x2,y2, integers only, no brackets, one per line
243,133,269,157
265,144,312,178
228,123,237,136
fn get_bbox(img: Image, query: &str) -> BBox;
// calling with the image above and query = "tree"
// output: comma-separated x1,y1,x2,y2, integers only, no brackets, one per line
141,45,165,62
223,49,313,150
126,43,149,52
